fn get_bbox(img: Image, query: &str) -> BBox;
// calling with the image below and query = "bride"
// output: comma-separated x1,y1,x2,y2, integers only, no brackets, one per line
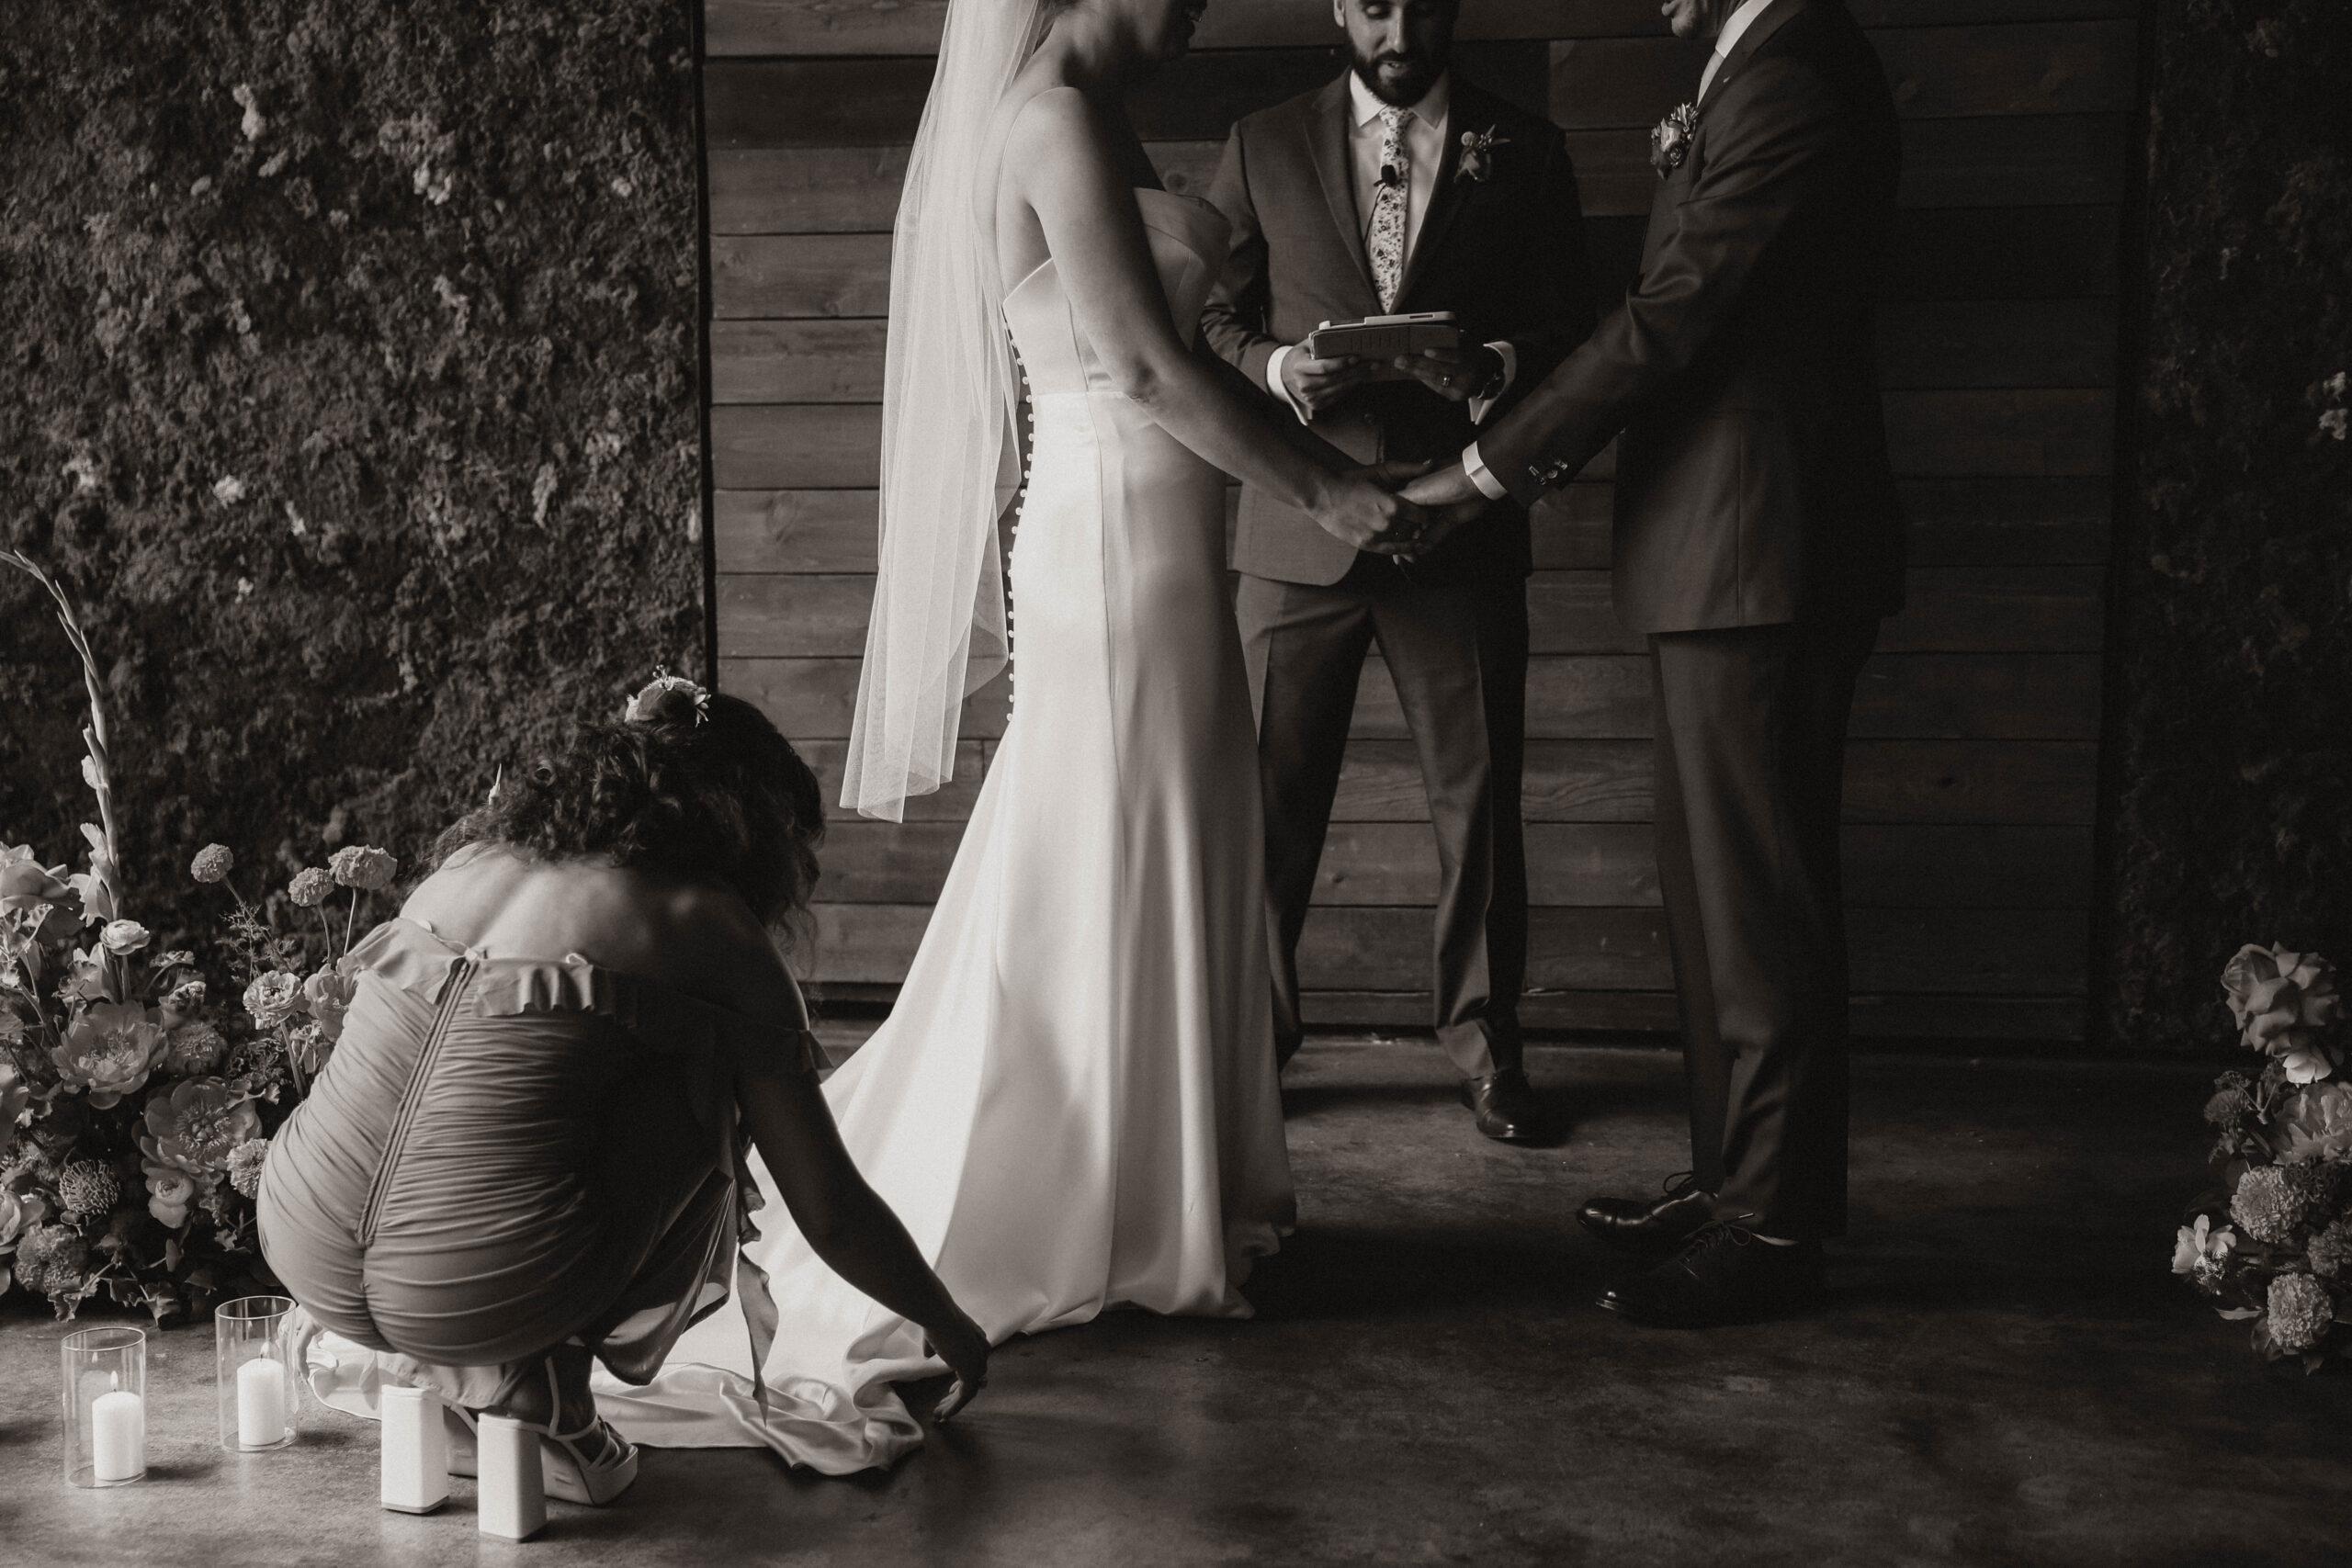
595,0,1442,1472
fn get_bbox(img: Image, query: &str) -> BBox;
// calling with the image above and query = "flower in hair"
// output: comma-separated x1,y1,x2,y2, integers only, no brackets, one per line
626,668,711,726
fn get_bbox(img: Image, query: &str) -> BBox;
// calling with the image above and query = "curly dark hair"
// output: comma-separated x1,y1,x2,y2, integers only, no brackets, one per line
432,679,825,935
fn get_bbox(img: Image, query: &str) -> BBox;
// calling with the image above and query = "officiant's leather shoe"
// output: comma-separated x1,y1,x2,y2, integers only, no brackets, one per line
1596,1222,1825,1328
1460,1067,1542,1143
1578,1171,1716,1255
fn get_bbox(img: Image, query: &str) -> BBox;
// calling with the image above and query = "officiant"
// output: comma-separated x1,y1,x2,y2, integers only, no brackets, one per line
1194,0,1599,1142
1202,0,1593,1141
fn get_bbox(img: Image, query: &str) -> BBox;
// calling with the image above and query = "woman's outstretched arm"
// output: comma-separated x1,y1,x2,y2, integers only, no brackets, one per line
1008,86,1427,554
737,1069,990,1420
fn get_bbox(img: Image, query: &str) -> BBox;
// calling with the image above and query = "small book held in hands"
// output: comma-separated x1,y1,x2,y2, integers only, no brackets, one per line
1306,311,1464,361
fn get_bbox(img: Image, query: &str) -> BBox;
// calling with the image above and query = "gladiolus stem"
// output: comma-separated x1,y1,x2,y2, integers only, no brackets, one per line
2,550,126,899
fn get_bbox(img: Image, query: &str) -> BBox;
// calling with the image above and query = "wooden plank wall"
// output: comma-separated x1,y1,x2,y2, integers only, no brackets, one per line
703,0,2132,1042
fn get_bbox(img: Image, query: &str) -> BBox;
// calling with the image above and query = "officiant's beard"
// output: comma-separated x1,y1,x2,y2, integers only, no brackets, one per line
1351,48,1444,107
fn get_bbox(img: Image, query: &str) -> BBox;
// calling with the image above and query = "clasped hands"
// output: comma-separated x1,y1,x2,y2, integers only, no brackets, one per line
1318,457,1489,560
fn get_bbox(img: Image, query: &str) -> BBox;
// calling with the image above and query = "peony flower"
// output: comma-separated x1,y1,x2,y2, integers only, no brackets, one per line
328,845,399,891
161,1021,227,1077
139,1078,263,1175
0,1187,30,1254
2267,1272,2336,1354
2310,1219,2352,1280
2222,944,2342,1081
302,965,357,1043
2171,1213,2237,1288
2274,1081,2352,1163
189,843,235,884
144,1163,196,1228
50,1000,168,1108
56,1159,122,1221
225,1137,271,1199
98,919,151,955
243,970,306,1029
287,867,335,908
2232,1165,2322,1245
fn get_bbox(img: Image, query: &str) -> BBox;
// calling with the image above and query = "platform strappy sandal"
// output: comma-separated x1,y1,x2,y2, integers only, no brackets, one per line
498,1355,639,1506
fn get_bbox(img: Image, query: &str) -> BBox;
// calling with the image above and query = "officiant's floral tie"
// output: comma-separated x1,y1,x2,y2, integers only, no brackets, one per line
1369,106,1411,310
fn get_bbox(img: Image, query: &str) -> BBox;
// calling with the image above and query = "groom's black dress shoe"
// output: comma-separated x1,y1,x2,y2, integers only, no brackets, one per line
1596,1222,1825,1328
1577,1172,1717,1255
1460,1068,1542,1143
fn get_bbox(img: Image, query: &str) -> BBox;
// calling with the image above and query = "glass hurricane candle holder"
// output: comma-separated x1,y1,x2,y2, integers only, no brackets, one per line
216,1294,298,1452
62,1325,148,1488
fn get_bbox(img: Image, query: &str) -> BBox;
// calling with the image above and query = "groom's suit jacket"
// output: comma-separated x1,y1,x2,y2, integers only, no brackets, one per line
1202,73,1593,586
1476,0,1905,632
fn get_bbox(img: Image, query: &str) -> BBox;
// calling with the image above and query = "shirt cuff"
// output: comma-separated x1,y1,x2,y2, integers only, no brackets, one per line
1466,341,1517,426
1265,344,1309,425
1462,441,1510,502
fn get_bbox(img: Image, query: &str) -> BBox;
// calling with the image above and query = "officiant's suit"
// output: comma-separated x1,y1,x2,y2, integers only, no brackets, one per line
1462,0,1904,1237
1202,70,1593,1086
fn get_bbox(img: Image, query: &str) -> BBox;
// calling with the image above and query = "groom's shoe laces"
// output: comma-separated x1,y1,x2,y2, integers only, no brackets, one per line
1673,1219,1758,1277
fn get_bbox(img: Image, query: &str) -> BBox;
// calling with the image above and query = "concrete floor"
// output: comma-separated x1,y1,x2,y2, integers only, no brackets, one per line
5,1040,2349,1567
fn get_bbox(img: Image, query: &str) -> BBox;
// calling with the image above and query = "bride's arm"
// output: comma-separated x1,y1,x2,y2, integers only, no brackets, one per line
1010,88,1425,552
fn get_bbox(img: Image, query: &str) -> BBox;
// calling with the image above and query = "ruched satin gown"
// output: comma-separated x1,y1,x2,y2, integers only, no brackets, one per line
596,189,1296,1472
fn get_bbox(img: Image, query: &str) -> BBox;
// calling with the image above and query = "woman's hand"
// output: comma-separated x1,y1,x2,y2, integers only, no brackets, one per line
922,1309,991,1422
1311,467,1436,554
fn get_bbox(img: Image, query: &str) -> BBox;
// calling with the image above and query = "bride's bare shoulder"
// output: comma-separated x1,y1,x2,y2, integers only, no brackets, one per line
1001,83,1108,172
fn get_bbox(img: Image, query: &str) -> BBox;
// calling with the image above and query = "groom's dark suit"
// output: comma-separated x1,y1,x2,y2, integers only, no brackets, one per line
1202,72,1591,1080
1471,0,1903,1235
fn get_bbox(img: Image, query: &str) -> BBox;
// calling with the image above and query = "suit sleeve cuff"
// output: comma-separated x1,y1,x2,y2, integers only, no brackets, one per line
1265,344,1309,424
1461,441,1510,502
1466,341,1517,426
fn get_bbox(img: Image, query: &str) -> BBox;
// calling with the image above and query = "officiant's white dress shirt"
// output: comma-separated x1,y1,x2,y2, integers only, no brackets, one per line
1266,71,1517,424
1460,0,1776,500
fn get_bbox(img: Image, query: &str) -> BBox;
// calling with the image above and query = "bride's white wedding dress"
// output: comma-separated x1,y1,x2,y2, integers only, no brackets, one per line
592,186,1296,1473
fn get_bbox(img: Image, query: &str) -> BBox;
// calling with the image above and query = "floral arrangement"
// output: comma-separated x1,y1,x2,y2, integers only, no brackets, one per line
2173,942,2352,1371
0,549,399,1321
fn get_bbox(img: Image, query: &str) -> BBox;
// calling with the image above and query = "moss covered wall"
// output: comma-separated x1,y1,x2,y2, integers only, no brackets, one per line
2102,0,2352,1049
0,2,700,931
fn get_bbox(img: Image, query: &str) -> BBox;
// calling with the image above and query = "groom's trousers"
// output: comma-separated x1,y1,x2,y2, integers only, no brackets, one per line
1650,615,1879,1241
1237,551,1528,1080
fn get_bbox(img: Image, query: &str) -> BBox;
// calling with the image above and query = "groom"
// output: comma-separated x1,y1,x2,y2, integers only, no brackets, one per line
1201,0,1592,1143
1408,0,1904,1321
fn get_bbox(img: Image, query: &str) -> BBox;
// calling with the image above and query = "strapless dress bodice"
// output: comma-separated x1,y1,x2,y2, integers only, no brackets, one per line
1003,188,1231,398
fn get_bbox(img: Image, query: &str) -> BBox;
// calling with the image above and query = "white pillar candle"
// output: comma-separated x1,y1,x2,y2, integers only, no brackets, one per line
91,1389,145,1482
379,1384,450,1515
475,1414,546,1541
236,1354,288,1448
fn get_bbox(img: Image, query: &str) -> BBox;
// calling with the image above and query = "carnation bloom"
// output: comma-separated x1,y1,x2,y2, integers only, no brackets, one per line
2310,1220,2352,1280
225,1137,271,1200
51,1000,169,1108
2231,1165,2318,1245
2222,944,2343,1082
328,845,399,892
57,1159,122,1220
189,843,235,884
243,970,306,1029
144,1163,196,1228
139,1078,263,1176
2267,1273,2336,1354
287,867,335,908
2171,1213,2236,1287
2274,1082,2352,1163
98,919,151,955
162,1021,228,1077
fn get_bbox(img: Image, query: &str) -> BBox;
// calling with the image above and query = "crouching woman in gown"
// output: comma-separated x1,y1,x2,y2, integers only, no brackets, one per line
256,676,989,1505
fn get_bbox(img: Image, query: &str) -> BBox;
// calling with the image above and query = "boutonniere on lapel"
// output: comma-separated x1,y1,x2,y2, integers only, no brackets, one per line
1455,125,1509,184
1649,103,1699,179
